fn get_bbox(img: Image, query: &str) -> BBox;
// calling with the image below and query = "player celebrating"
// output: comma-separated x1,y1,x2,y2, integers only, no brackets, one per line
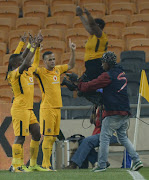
34,39,76,171
7,32,47,172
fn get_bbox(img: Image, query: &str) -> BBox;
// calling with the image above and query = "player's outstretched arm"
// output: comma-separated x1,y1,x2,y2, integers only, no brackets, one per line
32,30,43,71
68,39,76,70
19,35,39,74
14,32,27,54
76,6,92,34
84,8,102,38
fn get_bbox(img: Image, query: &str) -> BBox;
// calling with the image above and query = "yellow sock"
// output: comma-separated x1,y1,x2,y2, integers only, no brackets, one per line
20,146,24,166
30,140,39,167
12,144,23,168
42,136,56,168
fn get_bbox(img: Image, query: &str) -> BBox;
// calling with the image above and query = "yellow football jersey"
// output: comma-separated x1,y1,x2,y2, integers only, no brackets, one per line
8,67,34,109
8,48,40,110
84,32,108,62
35,65,68,108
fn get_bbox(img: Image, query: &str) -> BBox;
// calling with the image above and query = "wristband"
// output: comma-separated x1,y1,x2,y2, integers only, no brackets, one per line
27,43,31,49
30,47,35,52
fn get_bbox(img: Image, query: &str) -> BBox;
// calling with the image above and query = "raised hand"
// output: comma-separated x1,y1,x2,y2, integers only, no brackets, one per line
76,6,83,16
69,38,76,51
20,32,27,43
83,8,90,16
36,30,43,46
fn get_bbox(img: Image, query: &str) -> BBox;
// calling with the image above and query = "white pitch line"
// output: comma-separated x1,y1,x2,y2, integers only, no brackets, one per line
127,170,146,180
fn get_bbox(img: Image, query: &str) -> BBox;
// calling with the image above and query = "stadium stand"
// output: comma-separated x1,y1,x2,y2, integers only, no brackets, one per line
0,6,19,28
23,5,48,27
0,30,7,43
120,50,146,63
22,0,48,6
122,26,148,50
126,72,140,103
45,16,73,30
51,4,76,18
103,15,129,28
41,28,65,41
16,17,42,33
0,88,13,103
80,3,106,17
61,52,85,76
0,0,20,6
0,17,13,33
128,38,149,62
41,40,66,62
109,2,136,16
0,43,7,65
104,27,122,39
137,2,149,14
49,0,77,6
2,54,11,66
78,0,105,6
130,14,149,33
107,39,125,63
9,29,35,50
65,28,89,51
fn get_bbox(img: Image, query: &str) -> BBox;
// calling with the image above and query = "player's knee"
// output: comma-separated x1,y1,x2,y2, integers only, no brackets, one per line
30,123,41,141
14,136,25,145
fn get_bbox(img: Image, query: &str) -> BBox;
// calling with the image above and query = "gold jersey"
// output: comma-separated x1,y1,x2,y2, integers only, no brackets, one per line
8,67,35,110
8,41,40,110
84,32,108,62
35,65,68,109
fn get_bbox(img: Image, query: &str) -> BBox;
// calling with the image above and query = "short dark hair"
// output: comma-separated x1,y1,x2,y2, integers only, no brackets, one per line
94,18,105,30
42,51,53,60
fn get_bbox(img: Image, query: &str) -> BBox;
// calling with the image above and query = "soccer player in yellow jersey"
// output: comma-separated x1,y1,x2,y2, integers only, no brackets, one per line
76,6,108,80
6,32,48,172
34,39,76,171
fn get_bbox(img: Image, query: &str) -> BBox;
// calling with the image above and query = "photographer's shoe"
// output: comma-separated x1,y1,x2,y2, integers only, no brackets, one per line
65,161,77,169
92,166,106,172
131,161,143,171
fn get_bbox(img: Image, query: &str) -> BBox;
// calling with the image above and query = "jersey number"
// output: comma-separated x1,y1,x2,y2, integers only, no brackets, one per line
117,72,127,92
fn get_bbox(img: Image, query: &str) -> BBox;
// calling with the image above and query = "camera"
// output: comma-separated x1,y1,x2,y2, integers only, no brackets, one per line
61,73,78,91
61,72,103,106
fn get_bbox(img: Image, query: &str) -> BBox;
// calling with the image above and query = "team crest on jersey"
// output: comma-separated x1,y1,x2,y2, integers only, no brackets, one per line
53,75,57,81
29,77,33,82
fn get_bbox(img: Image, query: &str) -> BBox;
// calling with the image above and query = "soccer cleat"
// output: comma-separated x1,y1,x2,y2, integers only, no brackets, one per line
92,166,106,172
9,165,31,172
28,164,49,172
131,161,143,171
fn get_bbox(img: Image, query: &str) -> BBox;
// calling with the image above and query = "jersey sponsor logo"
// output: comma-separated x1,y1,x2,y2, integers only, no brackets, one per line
53,76,57,81
28,77,34,85
29,77,33,82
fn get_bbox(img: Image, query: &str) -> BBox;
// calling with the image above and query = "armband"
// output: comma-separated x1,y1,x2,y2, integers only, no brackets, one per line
30,47,35,52
27,43,31,49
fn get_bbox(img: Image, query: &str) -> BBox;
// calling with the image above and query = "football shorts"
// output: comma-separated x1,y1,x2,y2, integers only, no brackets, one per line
40,108,61,136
